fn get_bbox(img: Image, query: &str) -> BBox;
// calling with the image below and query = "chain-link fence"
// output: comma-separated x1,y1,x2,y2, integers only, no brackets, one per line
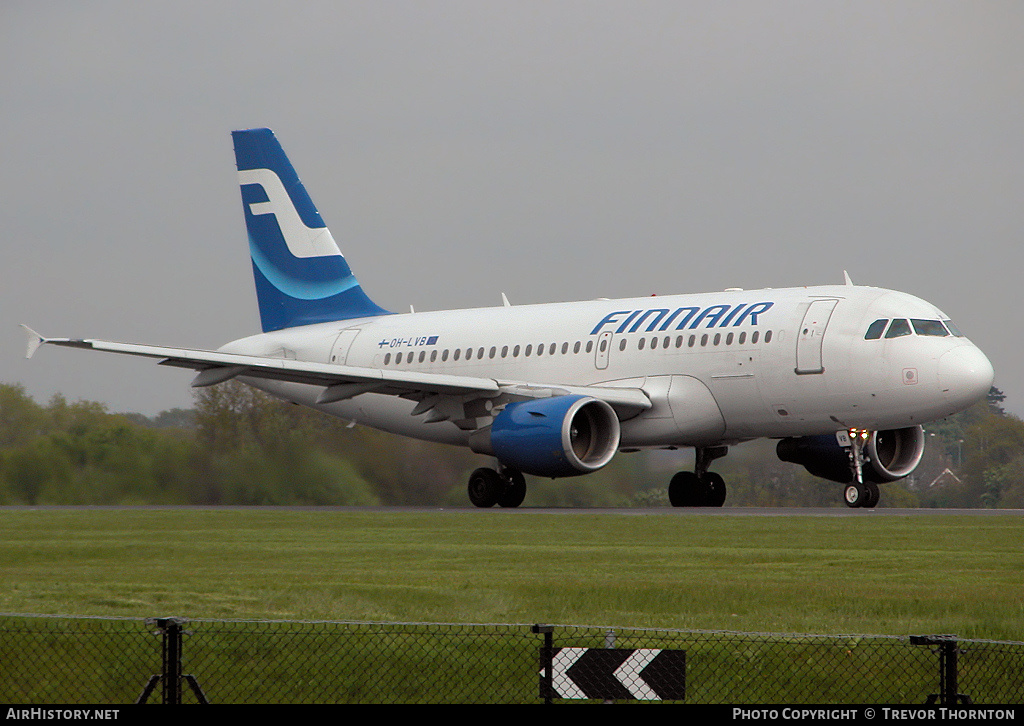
1,614,1022,704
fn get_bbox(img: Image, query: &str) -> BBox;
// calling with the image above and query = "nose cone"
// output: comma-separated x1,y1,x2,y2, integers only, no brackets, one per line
939,345,995,409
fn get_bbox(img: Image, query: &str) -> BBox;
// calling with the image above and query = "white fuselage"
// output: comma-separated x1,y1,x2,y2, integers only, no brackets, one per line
220,283,993,452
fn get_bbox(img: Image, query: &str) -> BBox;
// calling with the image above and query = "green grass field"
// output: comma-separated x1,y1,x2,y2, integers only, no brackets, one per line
1,508,1022,641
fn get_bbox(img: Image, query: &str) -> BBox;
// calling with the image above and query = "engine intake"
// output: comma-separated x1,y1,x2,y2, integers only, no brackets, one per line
776,425,925,484
470,395,620,478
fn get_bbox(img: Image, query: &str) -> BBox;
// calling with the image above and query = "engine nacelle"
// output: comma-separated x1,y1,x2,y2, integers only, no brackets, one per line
776,425,925,484
470,395,620,478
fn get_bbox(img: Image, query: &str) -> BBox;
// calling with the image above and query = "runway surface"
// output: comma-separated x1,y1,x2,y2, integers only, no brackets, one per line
2,505,1022,516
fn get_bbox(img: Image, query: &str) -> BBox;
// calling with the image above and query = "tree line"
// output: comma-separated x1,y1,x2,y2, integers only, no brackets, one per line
0,381,1020,508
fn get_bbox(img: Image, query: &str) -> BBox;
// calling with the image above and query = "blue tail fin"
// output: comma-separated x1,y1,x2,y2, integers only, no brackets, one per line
232,128,390,332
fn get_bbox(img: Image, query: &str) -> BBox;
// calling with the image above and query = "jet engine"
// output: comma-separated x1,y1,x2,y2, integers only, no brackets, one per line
471,395,620,478
776,425,925,484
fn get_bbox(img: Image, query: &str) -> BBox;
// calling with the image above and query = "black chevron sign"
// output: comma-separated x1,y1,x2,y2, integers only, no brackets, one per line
540,647,686,701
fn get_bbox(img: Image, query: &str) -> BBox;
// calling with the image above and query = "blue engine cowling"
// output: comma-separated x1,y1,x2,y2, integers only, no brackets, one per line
776,425,925,484
480,395,621,478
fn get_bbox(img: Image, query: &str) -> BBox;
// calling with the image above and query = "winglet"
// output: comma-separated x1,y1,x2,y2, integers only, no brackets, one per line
20,325,46,359
843,270,854,286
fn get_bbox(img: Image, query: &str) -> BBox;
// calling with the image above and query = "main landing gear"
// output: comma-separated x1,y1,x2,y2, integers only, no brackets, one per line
668,446,729,507
467,466,526,508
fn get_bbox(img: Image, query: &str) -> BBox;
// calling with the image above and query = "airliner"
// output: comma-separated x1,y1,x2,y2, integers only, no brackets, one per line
23,128,995,508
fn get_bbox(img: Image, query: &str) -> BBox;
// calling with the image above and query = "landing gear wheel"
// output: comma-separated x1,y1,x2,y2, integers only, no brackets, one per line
703,472,727,507
669,472,703,507
497,470,526,508
844,482,868,508
669,470,728,507
468,468,503,508
863,482,880,509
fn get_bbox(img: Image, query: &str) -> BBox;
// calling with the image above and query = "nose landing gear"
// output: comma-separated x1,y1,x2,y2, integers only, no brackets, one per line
843,429,879,509
844,481,880,508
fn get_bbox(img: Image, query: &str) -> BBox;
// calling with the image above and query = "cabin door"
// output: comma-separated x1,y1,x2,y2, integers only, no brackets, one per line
329,328,361,365
795,299,838,375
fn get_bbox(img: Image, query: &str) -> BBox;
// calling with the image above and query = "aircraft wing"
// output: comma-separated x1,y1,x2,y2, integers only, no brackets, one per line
21,326,652,416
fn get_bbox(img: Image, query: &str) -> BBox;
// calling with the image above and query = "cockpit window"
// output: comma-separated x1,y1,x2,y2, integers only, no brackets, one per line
864,319,888,340
943,319,965,337
911,319,949,337
884,318,912,338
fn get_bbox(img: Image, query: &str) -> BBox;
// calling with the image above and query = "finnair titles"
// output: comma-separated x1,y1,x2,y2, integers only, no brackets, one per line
24,128,995,509
590,302,774,336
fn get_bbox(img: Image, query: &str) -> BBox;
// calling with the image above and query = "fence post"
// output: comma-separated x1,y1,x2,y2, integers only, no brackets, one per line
603,630,615,705
910,635,972,705
138,617,209,705
533,624,554,704
161,617,184,705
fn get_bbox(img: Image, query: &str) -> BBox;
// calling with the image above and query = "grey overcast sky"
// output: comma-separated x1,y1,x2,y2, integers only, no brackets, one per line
2,2,1022,416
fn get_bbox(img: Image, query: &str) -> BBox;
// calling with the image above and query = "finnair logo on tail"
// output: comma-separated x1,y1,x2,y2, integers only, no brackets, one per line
239,168,342,259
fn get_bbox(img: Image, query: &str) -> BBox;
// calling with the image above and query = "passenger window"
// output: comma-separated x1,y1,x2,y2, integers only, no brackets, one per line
574,341,581,354
864,319,888,340
912,319,949,337
396,352,403,364
765,330,773,343
501,345,508,358
561,342,569,354
384,353,391,365
638,338,646,350
549,343,556,355
586,341,593,353
738,332,746,344
454,349,461,361
513,345,520,357
885,319,912,339
752,331,759,344
619,339,627,351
